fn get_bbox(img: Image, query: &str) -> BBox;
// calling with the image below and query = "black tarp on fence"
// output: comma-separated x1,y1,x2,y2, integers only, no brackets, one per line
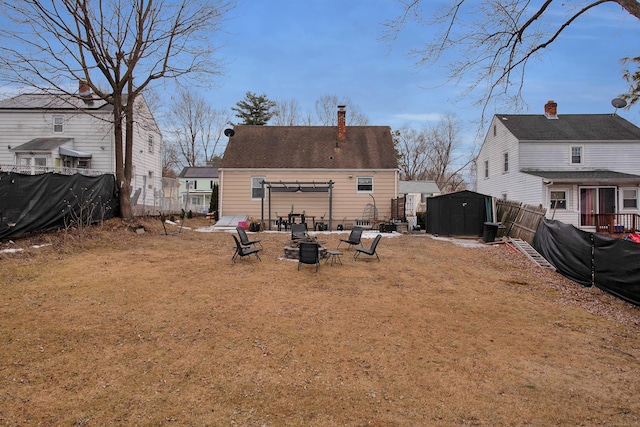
0,172,119,240
533,218,640,306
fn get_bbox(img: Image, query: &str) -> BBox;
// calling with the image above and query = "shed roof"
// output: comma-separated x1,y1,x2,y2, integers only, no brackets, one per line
495,114,640,141
219,125,397,170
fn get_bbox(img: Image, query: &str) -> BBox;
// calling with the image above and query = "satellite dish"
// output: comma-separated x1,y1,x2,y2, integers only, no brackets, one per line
611,98,627,109
224,128,235,137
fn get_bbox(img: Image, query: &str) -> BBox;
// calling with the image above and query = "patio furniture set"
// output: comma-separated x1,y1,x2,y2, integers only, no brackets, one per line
231,225,381,270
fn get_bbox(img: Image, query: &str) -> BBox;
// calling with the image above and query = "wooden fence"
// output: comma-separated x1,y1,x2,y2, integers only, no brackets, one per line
390,196,406,221
496,200,547,244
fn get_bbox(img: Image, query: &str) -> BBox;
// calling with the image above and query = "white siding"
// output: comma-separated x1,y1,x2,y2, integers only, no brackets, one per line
520,141,640,174
0,96,163,214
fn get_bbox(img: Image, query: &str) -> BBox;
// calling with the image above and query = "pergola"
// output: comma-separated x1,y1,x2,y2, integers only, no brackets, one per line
260,180,335,231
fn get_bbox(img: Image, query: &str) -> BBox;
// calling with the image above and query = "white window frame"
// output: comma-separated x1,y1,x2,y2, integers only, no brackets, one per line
570,146,583,165
503,152,509,173
148,135,154,153
484,160,489,179
251,176,265,200
356,176,373,193
53,115,64,133
550,189,568,210
621,188,638,210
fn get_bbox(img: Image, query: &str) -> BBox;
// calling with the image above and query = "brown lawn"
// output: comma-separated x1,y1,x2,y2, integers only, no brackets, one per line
1,217,639,426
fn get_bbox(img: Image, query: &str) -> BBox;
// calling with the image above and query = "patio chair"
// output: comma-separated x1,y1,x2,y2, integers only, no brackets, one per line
354,234,382,261
290,223,308,242
338,226,363,250
236,226,263,249
232,235,261,263
298,241,320,271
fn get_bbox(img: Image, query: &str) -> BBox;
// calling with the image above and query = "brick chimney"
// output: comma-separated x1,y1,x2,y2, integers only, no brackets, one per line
337,105,346,142
544,100,558,119
79,80,91,98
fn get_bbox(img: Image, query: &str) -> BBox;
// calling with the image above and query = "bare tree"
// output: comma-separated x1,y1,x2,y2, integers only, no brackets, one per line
168,88,230,166
384,1,640,118
393,114,475,191
0,0,234,221
162,142,181,178
314,95,369,125
393,125,430,181
272,98,303,126
424,114,474,193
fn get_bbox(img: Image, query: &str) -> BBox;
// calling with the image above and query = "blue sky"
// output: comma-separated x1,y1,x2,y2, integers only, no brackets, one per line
204,0,640,144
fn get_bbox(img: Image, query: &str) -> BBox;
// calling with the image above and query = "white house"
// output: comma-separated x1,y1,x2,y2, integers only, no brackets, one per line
0,82,163,214
177,166,219,214
477,100,640,232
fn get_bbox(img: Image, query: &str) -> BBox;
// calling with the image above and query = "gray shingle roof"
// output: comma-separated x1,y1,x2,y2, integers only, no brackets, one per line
399,180,440,194
0,93,112,111
12,137,74,151
178,166,219,178
219,125,397,169
496,114,640,141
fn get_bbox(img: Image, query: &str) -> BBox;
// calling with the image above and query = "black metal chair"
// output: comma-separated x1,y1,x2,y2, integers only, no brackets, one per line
298,241,320,271
290,223,308,242
236,226,263,249
232,235,261,263
354,234,382,261
338,226,363,250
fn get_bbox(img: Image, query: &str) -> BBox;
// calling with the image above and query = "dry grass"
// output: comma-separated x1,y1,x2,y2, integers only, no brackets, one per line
1,217,639,426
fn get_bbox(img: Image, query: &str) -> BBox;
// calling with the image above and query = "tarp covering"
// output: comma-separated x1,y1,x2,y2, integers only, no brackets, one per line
532,219,593,286
0,172,118,240
533,218,640,306
593,234,640,306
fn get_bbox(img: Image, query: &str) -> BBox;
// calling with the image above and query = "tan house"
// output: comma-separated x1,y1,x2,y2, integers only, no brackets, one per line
218,106,399,230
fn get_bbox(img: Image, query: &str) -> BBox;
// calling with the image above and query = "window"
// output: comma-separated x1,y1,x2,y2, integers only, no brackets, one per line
53,116,64,133
623,189,638,209
503,152,509,173
570,146,582,164
251,176,265,199
493,124,496,137
357,176,373,192
550,190,567,210
484,160,489,178
148,171,154,178
148,135,154,153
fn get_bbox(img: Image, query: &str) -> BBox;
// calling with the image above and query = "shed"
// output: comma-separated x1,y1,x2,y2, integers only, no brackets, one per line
426,190,492,236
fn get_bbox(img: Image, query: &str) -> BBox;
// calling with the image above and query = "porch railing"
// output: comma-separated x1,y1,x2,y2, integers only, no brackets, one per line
0,163,108,176
593,213,640,234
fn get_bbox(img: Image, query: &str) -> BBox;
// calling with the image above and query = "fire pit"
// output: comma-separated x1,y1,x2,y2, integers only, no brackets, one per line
283,238,328,260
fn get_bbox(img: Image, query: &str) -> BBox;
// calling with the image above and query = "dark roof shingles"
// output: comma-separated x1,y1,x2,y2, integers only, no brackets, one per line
496,114,640,141
220,125,397,169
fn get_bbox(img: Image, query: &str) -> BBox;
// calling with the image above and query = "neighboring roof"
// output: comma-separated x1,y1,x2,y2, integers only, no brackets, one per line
495,114,640,141
0,93,111,111
12,137,74,151
219,125,397,169
399,180,440,194
178,166,219,179
522,170,640,184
